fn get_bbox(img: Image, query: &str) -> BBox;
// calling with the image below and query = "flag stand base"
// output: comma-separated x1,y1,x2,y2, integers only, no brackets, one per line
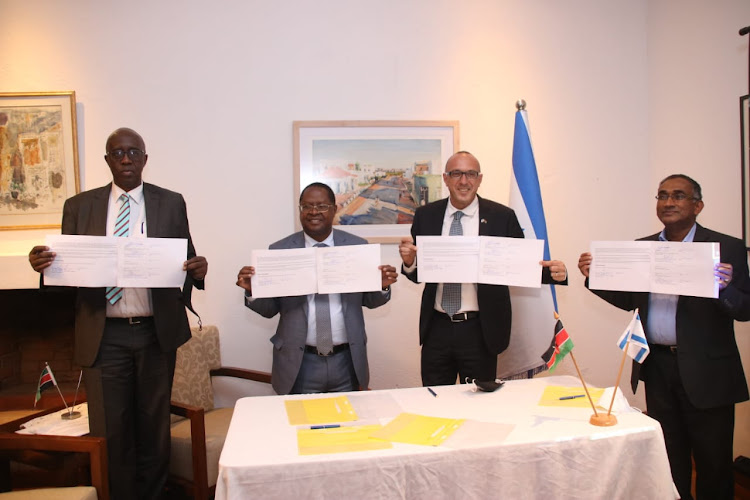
589,414,617,426
61,411,81,420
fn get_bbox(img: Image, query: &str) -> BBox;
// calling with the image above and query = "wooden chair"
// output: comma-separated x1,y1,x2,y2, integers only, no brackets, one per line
0,428,108,500
169,325,273,499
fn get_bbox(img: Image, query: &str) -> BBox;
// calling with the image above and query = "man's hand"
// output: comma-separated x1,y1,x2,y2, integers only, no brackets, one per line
29,245,56,273
715,263,733,291
236,266,255,294
184,256,208,281
399,237,417,267
577,252,592,278
541,260,567,282
379,265,398,290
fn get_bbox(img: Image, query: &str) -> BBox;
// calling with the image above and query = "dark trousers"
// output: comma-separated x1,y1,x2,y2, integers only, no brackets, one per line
290,349,358,394
421,314,496,386
644,347,735,500
84,319,175,500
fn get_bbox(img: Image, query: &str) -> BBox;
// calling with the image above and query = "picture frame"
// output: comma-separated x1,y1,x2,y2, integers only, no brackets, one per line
742,95,749,248
0,91,80,230
293,120,459,243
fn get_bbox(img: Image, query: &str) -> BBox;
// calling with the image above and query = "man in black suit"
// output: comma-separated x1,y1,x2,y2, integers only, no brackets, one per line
399,151,567,386
29,127,208,500
578,174,750,499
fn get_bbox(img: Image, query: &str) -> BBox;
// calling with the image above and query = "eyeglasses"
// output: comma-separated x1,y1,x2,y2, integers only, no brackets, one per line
655,192,699,202
108,149,145,162
446,170,481,180
299,203,334,213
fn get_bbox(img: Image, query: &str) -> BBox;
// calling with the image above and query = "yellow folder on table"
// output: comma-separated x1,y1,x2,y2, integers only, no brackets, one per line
285,396,358,425
538,386,605,408
297,425,392,455
370,413,464,446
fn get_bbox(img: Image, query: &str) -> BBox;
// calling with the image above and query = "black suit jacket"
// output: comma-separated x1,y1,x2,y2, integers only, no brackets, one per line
402,196,557,355
61,182,203,366
587,223,750,409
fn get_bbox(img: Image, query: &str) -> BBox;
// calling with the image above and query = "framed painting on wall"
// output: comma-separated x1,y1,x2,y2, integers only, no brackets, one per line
293,120,459,243
0,91,80,230
742,95,749,248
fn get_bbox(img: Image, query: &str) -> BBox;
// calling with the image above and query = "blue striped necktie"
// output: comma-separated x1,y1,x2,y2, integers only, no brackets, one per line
105,194,130,305
441,211,464,316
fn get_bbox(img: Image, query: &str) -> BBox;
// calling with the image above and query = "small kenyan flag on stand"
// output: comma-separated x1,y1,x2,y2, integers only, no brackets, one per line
35,362,58,407
541,313,574,373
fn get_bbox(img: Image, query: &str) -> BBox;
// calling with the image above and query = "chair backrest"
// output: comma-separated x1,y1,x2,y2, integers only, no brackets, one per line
171,325,222,411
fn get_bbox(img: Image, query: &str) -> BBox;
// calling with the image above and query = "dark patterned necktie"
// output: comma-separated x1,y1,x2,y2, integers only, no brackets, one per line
105,194,130,305
441,211,464,316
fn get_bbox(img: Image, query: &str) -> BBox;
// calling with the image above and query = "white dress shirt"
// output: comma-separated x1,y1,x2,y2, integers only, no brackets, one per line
106,183,153,318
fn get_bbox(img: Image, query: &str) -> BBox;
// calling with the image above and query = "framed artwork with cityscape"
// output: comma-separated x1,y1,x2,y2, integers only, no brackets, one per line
0,91,80,230
293,120,459,243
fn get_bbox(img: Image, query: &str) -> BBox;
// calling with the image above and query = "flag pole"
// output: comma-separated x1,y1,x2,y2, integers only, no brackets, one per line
62,370,83,420
567,351,599,418
608,340,631,416
47,363,70,413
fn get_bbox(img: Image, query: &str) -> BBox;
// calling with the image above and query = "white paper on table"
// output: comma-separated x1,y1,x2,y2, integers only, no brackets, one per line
43,235,188,288
589,240,719,298
44,235,119,287
589,241,652,292
250,248,317,298
651,241,719,298
317,244,381,294
417,236,480,283
479,236,543,287
117,238,187,288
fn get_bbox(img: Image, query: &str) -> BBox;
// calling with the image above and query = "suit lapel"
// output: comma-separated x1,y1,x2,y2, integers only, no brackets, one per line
143,184,160,237
87,185,110,236
477,196,490,236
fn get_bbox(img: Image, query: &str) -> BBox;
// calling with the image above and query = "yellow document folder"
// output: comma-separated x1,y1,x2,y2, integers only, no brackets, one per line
297,425,392,455
285,396,358,425
370,413,465,446
538,386,605,408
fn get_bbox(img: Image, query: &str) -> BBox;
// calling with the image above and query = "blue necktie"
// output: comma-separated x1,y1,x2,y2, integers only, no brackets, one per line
313,243,333,355
441,211,464,316
105,194,130,305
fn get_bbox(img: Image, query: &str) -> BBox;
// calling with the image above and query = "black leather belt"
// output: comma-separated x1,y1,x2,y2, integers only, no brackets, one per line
106,316,154,325
649,343,677,354
304,343,350,356
440,311,479,323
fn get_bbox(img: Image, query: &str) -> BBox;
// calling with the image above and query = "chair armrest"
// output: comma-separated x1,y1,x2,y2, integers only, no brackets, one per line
0,433,109,500
169,401,208,499
210,367,272,384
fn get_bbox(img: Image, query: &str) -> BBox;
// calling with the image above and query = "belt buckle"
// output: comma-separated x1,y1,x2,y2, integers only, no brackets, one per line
450,313,466,323
128,317,142,325
668,345,677,354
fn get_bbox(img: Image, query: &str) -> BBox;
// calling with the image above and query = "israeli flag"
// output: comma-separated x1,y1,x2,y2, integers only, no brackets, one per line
497,107,559,379
617,309,650,363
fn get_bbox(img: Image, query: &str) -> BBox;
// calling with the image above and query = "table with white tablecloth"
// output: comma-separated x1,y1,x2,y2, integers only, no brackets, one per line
216,375,676,499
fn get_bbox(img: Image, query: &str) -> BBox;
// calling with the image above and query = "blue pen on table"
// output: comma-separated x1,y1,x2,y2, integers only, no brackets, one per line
427,387,438,398
310,424,341,429
559,394,585,400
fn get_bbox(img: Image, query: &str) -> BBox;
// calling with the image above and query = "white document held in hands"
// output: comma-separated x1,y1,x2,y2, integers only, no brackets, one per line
417,236,480,283
317,244,382,294
416,235,543,287
250,244,382,298
589,240,720,298
43,234,187,288
250,248,318,298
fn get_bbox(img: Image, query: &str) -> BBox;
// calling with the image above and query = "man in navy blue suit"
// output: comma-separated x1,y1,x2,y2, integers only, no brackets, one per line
399,151,568,386
578,174,750,499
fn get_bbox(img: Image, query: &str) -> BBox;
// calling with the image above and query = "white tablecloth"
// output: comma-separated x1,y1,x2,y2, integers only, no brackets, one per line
216,376,676,500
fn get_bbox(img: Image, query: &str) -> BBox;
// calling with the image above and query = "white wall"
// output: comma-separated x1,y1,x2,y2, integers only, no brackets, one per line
1,0,748,455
